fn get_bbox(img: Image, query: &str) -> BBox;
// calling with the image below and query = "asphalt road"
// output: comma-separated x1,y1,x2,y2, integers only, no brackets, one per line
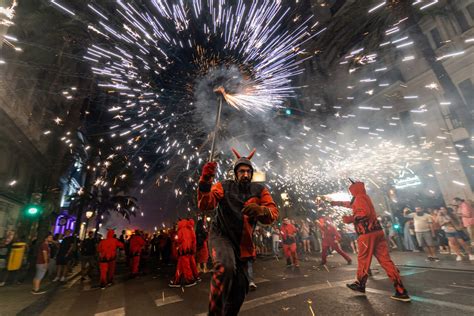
17,253,474,316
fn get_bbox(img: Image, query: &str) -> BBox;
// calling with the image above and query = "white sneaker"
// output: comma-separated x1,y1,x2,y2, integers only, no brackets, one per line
249,282,257,291
52,277,59,282
456,255,462,262
60,277,66,282
469,254,474,261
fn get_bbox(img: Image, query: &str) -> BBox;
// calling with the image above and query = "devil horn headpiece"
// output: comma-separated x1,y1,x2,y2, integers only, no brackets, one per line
231,148,256,160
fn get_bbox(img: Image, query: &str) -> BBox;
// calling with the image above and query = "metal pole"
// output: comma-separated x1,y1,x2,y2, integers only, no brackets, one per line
209,95,223,162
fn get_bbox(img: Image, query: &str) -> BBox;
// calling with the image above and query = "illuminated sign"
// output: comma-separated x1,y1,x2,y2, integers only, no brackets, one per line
393,163,422,189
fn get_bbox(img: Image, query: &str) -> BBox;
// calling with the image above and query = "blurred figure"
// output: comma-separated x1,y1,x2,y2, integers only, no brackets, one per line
196,219,209,273
32,234,52,294
452,198,474,245
129,230,145,278
344,222,358,254
80,231,97,281
405,207,439,261
300,220,311,254
271,225,280,258
169,219,199,287
97,229,124,289
431,209,450,254
53,229,75,282
318,218,352,266
281,218,299,268
438,207,473,261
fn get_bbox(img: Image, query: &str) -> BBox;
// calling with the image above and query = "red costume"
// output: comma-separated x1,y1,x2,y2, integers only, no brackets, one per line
171,219,199,286
129,232,145,276
280,220,298,267
319,218,351,265
97,229,124,287
332,181,409,300
198,149,279,315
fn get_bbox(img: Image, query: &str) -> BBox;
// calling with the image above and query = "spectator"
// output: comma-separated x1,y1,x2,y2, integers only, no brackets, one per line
404,207,439,261
300,220,311,254
48,234,60,279
271,225,280,258
80,231,97,280
402,208,418,252
431,209,449,254
195,219,209,273
344,223,358,254
53,229,75,282
32,233,52,294
438,207,474,261
452,198,474,245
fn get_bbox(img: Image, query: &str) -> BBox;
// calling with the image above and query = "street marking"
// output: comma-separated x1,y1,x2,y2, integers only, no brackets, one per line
194,268,426,315
365,288,474,313
254,277,270,284
449,284,474,290
155,295,183,307
424,288,453,295
94,307,125,316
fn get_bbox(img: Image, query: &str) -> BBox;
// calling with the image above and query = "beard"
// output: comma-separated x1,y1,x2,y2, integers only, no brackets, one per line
238,178,251,193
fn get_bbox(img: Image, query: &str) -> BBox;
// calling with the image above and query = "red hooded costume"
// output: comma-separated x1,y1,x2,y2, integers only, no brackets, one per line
332,181,407,296
97,229,124,287
280,221,298,266
129,232,145,276
172,219,199,285
318,218,351,265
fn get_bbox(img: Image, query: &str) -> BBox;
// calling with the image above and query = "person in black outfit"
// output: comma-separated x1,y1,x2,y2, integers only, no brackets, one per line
53,230,75,282
80,231,97,280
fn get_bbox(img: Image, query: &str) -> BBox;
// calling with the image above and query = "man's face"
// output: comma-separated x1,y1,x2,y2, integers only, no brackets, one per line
65,230,72,236
88,231,94,238
452,199,460,206
415,207,423,213
236,165,252,183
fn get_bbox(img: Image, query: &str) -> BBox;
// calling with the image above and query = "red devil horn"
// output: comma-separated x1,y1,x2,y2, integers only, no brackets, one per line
231,148,241,159
247,148,256,160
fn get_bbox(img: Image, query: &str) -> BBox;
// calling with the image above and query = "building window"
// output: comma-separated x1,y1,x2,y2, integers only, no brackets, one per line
429,28,443,49
458,79,474,110
454,10,470,33
467,3,474,21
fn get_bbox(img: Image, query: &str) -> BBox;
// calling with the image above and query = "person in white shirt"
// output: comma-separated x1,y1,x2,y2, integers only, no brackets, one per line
404,207,439,261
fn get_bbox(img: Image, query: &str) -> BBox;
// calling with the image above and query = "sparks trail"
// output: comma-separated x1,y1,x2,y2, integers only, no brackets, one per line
50,0,314,189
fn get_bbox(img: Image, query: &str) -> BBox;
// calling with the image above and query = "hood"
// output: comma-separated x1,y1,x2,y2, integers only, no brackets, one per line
106,229,115,239
349,182,366,196
177,219,187,230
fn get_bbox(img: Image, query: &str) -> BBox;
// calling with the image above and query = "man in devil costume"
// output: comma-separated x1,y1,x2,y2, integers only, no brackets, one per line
331,180,411,302
169,218,199,287
198,148,279,316
280,217,299,268
129,230,145,278
97,229,124,289
318,217,352,266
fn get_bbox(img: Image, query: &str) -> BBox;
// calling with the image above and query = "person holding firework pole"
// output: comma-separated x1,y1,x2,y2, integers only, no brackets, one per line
197,148,279,316
330,179,411,302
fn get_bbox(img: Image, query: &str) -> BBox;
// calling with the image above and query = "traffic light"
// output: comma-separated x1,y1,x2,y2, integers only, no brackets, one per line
285,108,292,115
25,204,42,217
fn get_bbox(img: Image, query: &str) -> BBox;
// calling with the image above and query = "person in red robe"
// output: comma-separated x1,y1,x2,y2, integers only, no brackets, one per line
129,230,145,278
97,229,124,289
331,180,410,302
318,217,352,265
280,218,299,268
169,218,199,287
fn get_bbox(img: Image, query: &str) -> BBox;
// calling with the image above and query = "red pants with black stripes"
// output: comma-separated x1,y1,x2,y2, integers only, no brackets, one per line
321,239,351,265
208,235,247,316
131,254,140,275
356,230,407,294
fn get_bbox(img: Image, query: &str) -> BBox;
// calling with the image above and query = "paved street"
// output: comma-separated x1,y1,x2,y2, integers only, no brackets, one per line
3,252,473,316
